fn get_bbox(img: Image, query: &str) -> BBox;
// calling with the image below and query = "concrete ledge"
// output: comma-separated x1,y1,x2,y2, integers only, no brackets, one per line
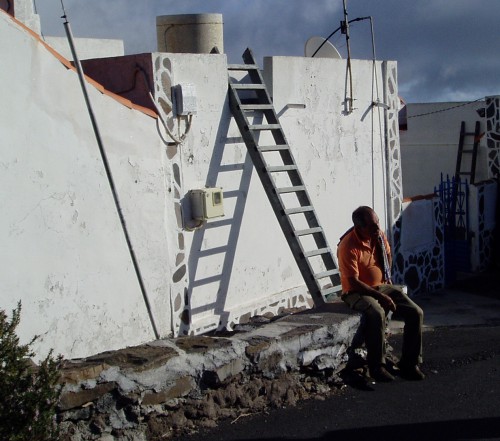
57,301,361,439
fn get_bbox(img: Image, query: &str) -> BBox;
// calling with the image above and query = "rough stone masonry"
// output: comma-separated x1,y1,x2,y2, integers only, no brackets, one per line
56,303,361,440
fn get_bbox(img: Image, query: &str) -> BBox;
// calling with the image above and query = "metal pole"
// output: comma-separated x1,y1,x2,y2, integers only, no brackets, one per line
60,1,160,340
343,0,354,113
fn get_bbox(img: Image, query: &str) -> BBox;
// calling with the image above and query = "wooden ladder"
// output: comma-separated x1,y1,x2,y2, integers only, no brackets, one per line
455,121,481,184
227,48,341,307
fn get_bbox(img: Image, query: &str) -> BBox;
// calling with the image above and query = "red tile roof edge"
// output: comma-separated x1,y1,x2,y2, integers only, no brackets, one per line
403,193,437,203
1,9,158,119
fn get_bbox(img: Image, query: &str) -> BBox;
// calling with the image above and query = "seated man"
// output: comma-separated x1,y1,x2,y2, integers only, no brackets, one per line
337,206,425,381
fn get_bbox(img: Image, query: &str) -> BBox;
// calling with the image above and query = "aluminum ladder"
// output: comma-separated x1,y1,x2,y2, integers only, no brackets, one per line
227,48,341,307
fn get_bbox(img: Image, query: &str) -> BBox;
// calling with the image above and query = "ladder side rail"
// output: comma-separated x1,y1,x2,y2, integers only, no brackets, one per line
470,121,480,184
455,121,466,179
228,88,326,305
241,48,340,286
229,49,342,302
237,51,333,247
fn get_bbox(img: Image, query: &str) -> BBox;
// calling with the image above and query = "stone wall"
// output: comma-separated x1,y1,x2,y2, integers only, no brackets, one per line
470,180,498,272
392,196,445,294
55,306,360,440
486,96,500,178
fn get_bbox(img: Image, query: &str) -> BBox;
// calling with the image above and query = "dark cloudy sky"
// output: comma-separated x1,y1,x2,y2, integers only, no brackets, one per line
35,0,499,103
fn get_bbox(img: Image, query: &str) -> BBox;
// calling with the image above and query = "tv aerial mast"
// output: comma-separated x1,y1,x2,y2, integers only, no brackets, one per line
342,0,354,114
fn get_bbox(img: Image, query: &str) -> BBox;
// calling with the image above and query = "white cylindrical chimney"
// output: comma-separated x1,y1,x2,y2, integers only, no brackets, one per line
156,13,224,54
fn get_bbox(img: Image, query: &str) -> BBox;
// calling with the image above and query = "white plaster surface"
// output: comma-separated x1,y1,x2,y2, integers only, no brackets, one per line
1,13,170,359
400,101,488,197
1,10,401,359
265,56,393,244
401,199,434,251
44,36,125,60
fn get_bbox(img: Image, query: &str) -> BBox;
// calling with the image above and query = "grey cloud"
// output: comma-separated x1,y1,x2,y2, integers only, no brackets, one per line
34,0,499,102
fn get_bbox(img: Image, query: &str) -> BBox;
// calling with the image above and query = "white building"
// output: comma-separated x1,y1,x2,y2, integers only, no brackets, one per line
400,100,491,198
3,1,498,361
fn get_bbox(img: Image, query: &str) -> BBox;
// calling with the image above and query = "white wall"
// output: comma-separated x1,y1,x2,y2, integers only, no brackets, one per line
44,36,125,60
400,101,488,197
157,54,398,335
9,0,41,34
1,9,401,358
393,197,445,294
0,13,171,359
265,57,393,241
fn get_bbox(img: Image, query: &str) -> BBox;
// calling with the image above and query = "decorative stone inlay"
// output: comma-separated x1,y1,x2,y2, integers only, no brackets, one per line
383,62,404,227
392,198,445,295
486,96,500,179
474,181,497,271
153,54,189,336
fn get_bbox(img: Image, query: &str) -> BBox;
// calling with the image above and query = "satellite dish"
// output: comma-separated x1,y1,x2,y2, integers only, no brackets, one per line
304,36,342,59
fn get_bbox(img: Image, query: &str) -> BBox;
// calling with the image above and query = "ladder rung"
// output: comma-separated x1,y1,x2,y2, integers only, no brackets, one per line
267,165,297,172
228,63,259,71
249,124,281,130
258,145,289,152
285,206,313,215
231,84,265,90
276,185,306,194
228,52,341,310
303,247,330,258
295,227,323,236
240,104,274,111
314,269,340,279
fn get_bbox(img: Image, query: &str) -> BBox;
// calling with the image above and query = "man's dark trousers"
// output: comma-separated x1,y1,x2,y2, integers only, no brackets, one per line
342,284,423,369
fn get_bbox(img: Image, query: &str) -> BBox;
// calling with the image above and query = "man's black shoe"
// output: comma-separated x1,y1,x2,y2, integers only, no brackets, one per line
370,366,395,382
398,364,425,381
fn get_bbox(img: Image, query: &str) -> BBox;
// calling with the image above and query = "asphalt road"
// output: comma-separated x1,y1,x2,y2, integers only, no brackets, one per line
177,325,500,441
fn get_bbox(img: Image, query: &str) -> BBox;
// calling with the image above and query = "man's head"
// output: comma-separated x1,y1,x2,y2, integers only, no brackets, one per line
352,206,380,240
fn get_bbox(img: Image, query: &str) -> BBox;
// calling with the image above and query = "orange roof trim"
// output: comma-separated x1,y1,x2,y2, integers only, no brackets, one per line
403,193,437,203
2,9,158,119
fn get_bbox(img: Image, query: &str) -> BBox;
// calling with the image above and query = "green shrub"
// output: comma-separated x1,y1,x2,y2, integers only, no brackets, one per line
0,302,63,441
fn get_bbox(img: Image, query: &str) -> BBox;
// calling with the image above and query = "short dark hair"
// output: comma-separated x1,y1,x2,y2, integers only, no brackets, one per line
352,206,374,228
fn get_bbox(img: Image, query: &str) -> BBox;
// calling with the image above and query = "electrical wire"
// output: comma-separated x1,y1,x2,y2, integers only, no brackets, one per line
311,17,370,58
148,91,193,144
407,98,484,119
365,16,390,238
134,64,194,145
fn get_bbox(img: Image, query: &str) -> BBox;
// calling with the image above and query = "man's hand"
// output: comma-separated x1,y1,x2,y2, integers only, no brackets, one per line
347,276,397,312
377,292,396,313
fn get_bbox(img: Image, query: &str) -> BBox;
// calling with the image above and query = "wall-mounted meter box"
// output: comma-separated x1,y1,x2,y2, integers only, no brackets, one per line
173,83,197,116
189,187,224,220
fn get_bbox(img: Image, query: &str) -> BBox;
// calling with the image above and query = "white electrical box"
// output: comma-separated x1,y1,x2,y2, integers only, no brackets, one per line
173,83,197,116
190,187,224,220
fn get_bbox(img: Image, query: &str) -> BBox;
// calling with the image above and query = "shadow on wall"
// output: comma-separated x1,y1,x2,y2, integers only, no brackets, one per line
181,107,256,335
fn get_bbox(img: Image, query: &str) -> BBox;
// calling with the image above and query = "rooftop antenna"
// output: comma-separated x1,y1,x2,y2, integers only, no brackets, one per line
60,0,160,340
309,3,371,115
305,36,342,59
342,0,354,114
